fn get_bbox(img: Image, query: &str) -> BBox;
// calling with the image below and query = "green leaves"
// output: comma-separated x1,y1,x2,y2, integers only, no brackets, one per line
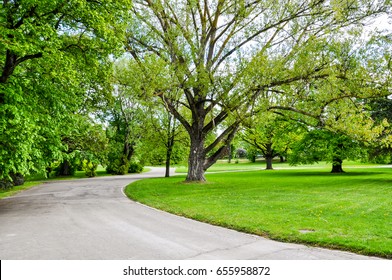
0,0,132,181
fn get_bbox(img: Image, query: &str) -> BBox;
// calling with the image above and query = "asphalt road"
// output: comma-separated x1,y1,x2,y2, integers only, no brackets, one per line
0,168,379,260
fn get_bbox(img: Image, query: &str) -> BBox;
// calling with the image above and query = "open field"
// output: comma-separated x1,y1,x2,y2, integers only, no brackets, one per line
125,166,392,258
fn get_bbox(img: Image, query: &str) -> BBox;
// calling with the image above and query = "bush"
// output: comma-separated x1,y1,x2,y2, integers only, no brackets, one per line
55,160,77,176
106,155,130,175
0,173,24,190
11,173,24,186
236,148,247,158
128,162,144,173
0,179,13,190
82,160,98,177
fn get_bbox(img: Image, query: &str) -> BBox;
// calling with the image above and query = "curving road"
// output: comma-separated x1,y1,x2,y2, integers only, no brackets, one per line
0,168,379,260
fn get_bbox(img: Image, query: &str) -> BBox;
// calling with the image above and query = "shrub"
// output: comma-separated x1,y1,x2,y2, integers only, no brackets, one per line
10,173,25,186
128,162,144,173
82,160,98,177
236,148,247,158
0,179,13,190
54,160,77,176
106,156,129,175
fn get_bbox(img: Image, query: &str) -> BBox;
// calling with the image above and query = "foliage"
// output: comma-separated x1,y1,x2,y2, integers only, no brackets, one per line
138,104,189,175
106,154,129,175
104,59,146,175
245,146,259,163
0,178,12,190
55,115,108,177
0,0,132,183
82,159,98,178
241,112,304,169
290,129,366,171
236,148,247,159
128,161,144,174
127,0,390,181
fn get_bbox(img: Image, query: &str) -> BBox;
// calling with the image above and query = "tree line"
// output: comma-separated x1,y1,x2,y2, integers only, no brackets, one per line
1,0,391,188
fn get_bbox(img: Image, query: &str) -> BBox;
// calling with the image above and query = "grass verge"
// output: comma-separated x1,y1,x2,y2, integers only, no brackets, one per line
124,167,392,258
1,167,152,199
0,181,43,199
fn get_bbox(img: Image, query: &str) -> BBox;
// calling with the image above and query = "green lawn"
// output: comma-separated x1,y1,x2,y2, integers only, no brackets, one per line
174,159,382,173
125,167,392,258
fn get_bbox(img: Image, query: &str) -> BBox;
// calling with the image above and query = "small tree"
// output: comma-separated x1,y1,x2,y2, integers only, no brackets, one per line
142,105,189,177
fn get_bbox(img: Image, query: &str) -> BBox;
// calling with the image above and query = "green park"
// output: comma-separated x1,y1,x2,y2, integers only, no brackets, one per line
1,1,392,259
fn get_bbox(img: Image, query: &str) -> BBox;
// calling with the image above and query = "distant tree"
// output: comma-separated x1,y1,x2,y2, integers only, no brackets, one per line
290,129,366,173
142,105,189,177
55,116,108,177
241,113,303,169
105,60,146,175
236,148,247,159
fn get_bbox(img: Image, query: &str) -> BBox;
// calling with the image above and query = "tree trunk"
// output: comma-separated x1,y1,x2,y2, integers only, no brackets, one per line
186,137,206,182
251,154,256,163
165,146,172,178
264,143,274,170
331,157,344,173
279,156,285,163
266,156,273,170
57,160,73,176
228,144,232,163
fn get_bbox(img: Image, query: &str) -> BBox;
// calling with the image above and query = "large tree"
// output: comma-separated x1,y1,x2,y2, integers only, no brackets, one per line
127,0,389,181
0,0,132,184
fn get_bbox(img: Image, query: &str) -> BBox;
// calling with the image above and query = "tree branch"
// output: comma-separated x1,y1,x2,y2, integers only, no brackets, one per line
205,121,239,154
204,122,240,170
159,94,192,133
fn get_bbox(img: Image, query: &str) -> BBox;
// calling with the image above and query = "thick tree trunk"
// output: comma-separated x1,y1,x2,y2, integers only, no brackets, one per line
186,137,206,182
264,143,274,170
279,156,285,163
265,156,274,170
331,157,344,173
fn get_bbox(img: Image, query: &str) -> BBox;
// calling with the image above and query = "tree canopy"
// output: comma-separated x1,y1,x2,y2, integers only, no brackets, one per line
1,1,391,186
126,0,391,181
0,0,132,183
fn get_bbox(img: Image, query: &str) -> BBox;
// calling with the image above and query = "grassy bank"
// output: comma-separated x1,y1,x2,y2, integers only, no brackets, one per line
125,167,392,258
1,167,151,199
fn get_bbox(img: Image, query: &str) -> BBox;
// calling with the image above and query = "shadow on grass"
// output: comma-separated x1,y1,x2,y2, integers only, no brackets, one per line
288,171,386,177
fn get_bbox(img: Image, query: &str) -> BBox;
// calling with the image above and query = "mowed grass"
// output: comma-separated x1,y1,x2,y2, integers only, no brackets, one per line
125,167,392,258
174,159,381,173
